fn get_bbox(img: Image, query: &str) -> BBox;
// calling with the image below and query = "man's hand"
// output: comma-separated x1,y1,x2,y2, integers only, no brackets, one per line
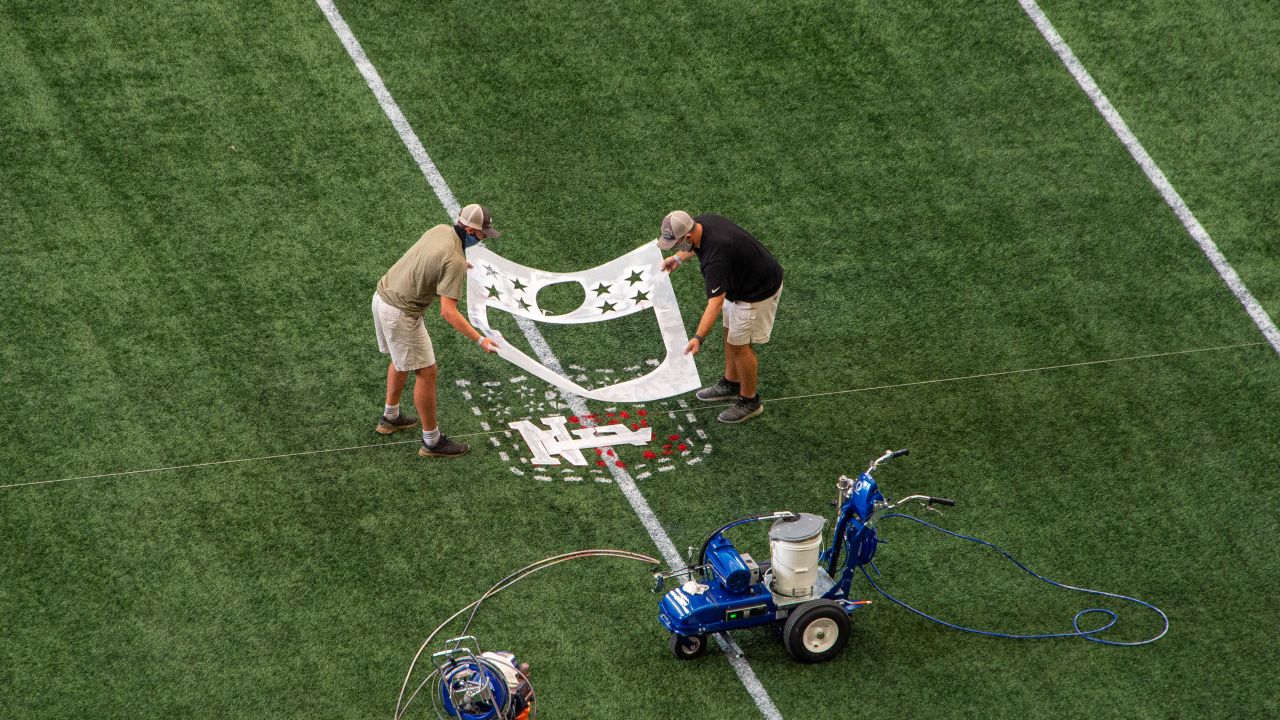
662,255,681,273
684,337,701,355
479,337,499,353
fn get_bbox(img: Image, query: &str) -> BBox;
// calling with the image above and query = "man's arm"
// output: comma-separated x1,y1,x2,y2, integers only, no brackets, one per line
684,293,725,354
440,296,498,353
662,249,697,273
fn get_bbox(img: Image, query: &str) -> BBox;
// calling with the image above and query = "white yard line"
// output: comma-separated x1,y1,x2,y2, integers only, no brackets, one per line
1019,0,1280,356
314,1,784,717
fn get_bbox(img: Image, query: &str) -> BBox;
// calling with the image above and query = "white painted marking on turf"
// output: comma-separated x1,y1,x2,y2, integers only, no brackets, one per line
314,4,783,716
1019,0,1280,356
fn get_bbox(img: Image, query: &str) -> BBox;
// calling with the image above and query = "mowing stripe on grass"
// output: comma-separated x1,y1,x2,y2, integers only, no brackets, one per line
1019,0,1280,356
4,339,1263,491
312,0,788,716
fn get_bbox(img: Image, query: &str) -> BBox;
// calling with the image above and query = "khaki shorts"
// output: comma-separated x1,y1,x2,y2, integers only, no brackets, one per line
372,292,436,372
722,284,782,346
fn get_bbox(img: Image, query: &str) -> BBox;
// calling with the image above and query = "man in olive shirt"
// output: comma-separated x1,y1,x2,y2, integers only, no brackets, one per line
373,204,500,457
659,210,783,424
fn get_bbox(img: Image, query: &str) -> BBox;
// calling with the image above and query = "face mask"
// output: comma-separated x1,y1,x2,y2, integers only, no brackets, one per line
463,230,483,249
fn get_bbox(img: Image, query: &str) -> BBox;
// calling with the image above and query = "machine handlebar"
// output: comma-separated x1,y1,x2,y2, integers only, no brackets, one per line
927,496,956,507
864,448,910,475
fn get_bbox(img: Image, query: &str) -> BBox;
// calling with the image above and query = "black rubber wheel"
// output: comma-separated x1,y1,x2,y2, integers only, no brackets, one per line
782,600,850,663
668,633,708,660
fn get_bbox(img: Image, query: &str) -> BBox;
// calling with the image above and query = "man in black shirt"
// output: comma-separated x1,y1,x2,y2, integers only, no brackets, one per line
659,210,784,423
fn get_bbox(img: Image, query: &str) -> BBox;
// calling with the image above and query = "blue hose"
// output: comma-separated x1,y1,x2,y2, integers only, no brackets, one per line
860,513,1168,646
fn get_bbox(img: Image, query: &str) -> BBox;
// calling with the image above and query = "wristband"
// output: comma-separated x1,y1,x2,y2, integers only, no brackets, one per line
672,256,682,267
693,334,705,343
477,336,487,346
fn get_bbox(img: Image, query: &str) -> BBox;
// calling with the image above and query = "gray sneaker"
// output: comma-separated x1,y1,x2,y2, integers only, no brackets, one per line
377,412,419,434
696,377,741,401
718,396,763,424
419,434,470,458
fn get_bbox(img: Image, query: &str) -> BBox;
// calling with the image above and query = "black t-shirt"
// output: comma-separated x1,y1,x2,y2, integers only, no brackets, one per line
693,213,784,302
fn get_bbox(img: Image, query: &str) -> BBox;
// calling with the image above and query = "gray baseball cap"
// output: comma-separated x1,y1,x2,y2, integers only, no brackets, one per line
658,210,694,250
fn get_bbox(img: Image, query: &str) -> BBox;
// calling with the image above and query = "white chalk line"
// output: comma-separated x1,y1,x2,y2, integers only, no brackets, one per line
311,1,790,715
1019,0,1280,356
3,339,1263,491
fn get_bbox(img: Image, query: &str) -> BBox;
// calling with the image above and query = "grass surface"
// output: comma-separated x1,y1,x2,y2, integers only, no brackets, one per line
2,1,1277,718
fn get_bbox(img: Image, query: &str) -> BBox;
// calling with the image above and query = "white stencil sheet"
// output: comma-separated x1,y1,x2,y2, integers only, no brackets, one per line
465,242,700,402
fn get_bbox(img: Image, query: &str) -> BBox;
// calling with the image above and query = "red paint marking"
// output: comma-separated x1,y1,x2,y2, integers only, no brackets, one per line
643,450,657,460
620,411,630,419
568,415,579,423
678,443,688,452
641,420,649,427
606,449,615,458
595,448,603,456
631,423,640,430
596,460,606,467
668,434,680,441
637,409,648,417
614,460,626,468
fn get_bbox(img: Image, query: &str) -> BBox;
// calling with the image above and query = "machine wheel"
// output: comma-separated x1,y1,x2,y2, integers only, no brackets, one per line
668,633,708,660
782,600,850,663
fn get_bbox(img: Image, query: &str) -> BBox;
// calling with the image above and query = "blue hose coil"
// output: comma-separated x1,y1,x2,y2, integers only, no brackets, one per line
862,513,1168,646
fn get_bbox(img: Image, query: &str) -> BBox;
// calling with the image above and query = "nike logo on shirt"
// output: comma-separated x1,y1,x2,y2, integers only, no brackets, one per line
711,287,721,294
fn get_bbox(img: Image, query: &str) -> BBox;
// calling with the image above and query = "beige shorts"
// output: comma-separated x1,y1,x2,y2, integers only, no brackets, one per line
722,284,782,346
372,292,436,372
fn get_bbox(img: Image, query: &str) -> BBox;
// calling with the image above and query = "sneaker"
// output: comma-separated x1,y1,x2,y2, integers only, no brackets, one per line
419,434,470,458
376,412,419,435
718,396,763,424
696,377,741,402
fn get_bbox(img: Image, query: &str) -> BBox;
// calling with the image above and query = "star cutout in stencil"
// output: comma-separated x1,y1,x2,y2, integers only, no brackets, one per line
630,289,650,304
626,270,644,285
484,265,500,277
486,285,502,299
598,300,617,313
592,282,612,296
517,298,532,311
512,278,527,291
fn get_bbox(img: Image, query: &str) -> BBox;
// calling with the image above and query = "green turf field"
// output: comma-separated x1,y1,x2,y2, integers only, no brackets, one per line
3,1,1278,718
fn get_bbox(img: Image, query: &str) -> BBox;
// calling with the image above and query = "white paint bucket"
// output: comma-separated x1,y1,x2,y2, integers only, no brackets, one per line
769,513,826,598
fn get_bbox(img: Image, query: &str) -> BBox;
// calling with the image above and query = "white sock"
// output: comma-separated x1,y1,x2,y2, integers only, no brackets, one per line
384,403,400,419
423,426,441,447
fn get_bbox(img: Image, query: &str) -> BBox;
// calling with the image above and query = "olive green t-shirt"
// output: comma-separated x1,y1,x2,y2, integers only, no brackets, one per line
376,224,468,317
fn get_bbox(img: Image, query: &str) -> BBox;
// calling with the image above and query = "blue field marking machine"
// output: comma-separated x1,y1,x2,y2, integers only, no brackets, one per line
654,448,953,662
